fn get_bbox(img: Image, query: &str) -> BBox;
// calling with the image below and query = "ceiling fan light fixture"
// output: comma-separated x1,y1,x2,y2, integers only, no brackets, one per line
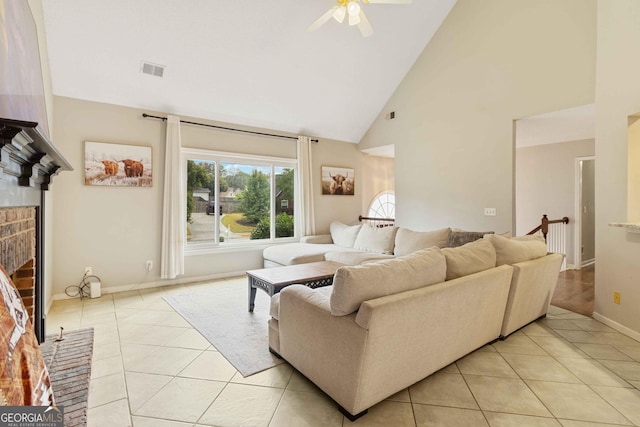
332,5,346,23
347,1,361,16
348,12,361,26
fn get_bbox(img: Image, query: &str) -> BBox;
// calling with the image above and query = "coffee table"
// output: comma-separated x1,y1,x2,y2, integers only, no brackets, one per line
246,261,343,312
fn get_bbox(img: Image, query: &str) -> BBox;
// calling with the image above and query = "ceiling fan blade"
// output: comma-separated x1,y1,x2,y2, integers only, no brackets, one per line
366,0,412,4
357,10,374,37
307,6,338,32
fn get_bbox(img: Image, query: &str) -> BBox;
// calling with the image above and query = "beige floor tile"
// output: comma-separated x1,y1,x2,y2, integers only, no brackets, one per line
540,319,582,331
529,336,589,359
477,343,499,352
575,344,633,361
616,346,640,362
132,416,193,427
409,372,478,409
526,380,629,424
548,306,573,315
493,334,548,356
570,319,616,333
439,362,460,374
91,355,124,379
49,297,83,314
93,341,121,361
83,302,116,317
631,380,640,390
549,312,590,321
93,329,120,346
119,323,189,346
464,376,551,417
286,371,322,393
599,360,640,381
413,404,488,427
484,412,561,426
81,311,117,327
117,308,174,325
456,351,518,378
45,313,82,331
347,400,414,427
89,372,127,408
135,377,225,423
179,350,237,382
126,346,202,376
522,322,557,337
117,297,175,311
125,371,174,412
87,398,132,427
164,329,211,350
230,363,293,389
501,354,580,383
156,312,192,328
199,383,283,427
588,332,640,347
121,343,160,368
268,390,343,427
554,329,599,344
556,357,631,387
559,420,631,427
592,385,640,425
385,388,410,403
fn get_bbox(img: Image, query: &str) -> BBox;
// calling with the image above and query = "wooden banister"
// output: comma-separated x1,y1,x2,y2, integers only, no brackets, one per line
358,215,395,223
527,214,569,242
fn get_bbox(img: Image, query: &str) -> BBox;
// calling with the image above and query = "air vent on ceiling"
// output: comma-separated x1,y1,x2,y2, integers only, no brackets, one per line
141,61,165,78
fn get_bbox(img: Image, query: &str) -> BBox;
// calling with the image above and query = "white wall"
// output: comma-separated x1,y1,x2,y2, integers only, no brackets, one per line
515,139,595,267
359,0,596,234
51,96,388,296
593,0,640,337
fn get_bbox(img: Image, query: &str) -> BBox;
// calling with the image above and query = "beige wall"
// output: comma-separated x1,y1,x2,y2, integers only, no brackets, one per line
360,156,395,217
359,0,596,234
594,0,640,336
515,139,595,268
51,96,386,296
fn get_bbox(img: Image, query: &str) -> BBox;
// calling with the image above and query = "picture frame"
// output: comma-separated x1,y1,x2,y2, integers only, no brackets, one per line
321,166,355,195
84,141,152,187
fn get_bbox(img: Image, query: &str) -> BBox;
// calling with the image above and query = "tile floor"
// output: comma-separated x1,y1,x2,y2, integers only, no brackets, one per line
45,276,640,427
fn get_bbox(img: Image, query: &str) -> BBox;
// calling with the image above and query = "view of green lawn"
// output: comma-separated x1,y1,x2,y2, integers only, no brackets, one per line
222,213,256,233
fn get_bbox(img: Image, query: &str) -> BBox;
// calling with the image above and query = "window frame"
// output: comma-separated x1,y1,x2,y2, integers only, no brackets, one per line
182,148,299,255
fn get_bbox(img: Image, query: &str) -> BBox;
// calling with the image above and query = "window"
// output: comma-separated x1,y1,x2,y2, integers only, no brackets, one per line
367,191,395,219
184,149,297,249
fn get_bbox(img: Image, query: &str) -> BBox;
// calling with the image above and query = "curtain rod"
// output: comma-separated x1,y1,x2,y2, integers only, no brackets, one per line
142,113,318,143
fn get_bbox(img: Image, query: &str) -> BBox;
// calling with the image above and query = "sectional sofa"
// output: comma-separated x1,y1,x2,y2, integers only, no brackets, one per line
267,231,564,420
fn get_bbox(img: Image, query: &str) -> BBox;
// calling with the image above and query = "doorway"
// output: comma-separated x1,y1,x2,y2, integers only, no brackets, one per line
575,157,595,269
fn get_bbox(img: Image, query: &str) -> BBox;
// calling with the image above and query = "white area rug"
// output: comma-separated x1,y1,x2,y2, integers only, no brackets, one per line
164,280,284,377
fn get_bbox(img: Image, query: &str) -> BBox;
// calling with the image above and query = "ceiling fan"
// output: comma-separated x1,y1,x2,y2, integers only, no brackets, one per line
307,0,413,38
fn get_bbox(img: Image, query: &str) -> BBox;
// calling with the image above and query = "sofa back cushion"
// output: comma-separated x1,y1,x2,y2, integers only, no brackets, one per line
330,248,446,316
353,224,397,254
394,227,451,256
440,239,497,280
484,234,547,266
330,221,361,248
446,229,494,247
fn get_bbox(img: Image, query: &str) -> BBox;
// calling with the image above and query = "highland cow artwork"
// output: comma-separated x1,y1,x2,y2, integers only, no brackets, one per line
84,141,152,187
321,166,355,196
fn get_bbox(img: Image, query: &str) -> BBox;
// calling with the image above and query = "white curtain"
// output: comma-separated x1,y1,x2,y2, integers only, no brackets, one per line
161,115,185,279
297,136,316,236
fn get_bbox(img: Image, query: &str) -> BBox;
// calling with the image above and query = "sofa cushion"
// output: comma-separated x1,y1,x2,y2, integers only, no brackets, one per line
484,234,547,266
440,239,496,280
330,248,446,316
263,242,338,266
446,229,494,248
394,227,451,256
270,287,333,320
330,221,362,248
353,225,397,254
325,250,394,265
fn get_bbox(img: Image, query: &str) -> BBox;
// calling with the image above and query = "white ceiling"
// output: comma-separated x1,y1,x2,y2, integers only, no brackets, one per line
515,104,595,148
41,0,457,144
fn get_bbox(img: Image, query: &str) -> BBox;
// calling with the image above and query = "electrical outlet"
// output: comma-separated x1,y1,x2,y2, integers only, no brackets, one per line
146,260,153,272
84,266,92,276
614,291,621,304
484,208,497,216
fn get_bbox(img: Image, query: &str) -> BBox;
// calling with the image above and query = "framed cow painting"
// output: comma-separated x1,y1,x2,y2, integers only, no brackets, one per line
321,166,355,195
84,141,152,187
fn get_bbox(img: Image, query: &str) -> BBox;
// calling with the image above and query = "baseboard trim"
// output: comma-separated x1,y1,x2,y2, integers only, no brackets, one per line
592,311,640,342
52,270,247,301
581,258,595,268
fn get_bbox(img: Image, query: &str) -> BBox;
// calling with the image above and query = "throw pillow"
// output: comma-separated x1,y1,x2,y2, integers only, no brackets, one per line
394,227,451,256
440,239,497,280
484,234,547,266
446,229,494,247
330,248,446,316
353,224,398,254
329,221,362,248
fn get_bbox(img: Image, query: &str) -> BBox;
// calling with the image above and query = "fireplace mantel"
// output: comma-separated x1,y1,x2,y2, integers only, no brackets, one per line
0,117,72,190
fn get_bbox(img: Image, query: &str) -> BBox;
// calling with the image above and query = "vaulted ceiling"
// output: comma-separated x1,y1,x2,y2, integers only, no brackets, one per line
41,0,457,143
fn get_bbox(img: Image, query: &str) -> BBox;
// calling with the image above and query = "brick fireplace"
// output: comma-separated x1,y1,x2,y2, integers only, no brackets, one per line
0,206,37,318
